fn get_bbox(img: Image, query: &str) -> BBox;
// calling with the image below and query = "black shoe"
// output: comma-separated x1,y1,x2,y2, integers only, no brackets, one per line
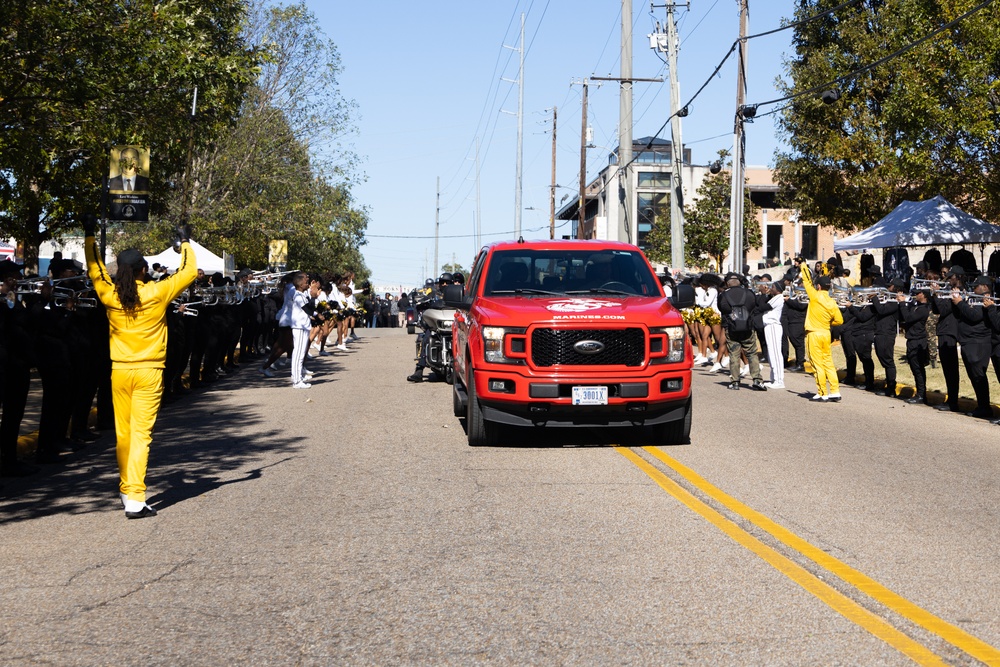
728,381,740,390
72,429,101,443
407,372,424,383
844,377,857,386
991,417,1000,425
35,449,64,465
905,395,925,405
789,365,804,372
750,381,767,391
969,408,993,419
125,505,157,520
875,390,888,397
936,403,958,412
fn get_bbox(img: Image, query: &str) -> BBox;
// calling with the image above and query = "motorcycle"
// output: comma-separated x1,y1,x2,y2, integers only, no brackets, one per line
415,297,457,384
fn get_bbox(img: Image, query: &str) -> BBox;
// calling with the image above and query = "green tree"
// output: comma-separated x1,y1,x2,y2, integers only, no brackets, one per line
646,152,760,270
774,0,1000,232
0,0,260,269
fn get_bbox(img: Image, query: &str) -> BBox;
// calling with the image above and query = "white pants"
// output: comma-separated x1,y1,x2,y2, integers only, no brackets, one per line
764,323,784,384
291,328,310,384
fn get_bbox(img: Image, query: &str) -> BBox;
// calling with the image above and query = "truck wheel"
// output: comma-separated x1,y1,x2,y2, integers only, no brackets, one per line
653,399,692,446
453,376,465,417
407,324,415,334
466,371,498,447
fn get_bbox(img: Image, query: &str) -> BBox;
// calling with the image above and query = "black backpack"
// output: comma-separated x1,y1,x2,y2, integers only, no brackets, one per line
725,289,753,337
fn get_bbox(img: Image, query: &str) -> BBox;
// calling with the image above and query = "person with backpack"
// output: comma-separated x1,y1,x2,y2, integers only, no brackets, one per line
718,273,766,391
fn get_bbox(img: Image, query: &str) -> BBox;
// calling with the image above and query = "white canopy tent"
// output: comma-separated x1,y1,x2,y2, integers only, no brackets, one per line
834,195,1000,251
145,239,225,274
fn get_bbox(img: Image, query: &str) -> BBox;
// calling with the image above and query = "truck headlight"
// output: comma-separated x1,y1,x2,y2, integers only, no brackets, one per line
483,326,508,363
650,326,686,364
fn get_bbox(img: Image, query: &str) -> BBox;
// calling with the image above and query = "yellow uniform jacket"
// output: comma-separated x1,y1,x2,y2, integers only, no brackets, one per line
85,236,198,369
801,263,843,333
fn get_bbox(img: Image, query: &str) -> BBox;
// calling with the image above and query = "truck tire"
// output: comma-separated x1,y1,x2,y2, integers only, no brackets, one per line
652,399,692,446
453,376,465,417
466,371,499,447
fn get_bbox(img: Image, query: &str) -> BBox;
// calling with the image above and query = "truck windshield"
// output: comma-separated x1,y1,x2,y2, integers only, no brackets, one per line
483,249,662,297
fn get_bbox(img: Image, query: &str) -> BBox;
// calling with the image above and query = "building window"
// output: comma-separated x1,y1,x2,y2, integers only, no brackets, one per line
766,224,783,265
800,225,818,260
638,171,671,188
637,192,669,250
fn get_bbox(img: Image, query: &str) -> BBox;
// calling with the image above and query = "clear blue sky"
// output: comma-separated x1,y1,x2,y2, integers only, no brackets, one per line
309,1,797,288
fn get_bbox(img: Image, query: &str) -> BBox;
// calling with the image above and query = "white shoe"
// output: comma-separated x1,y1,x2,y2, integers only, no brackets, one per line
292,382,312,389
710,362,722,372
720,356,730,366
119,492,127,508
303,370,314,378
693,354,707,364
740,365,749,377
763,382,784,389
708,350,718,361
827,392,842,402
810,393,828,401
337,344,349,352
259,366,275,378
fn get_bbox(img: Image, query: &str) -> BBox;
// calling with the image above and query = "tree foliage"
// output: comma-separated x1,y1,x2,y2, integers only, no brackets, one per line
774,0,1000,232
0,0,260,267
115,0,368,275
646,152,760,271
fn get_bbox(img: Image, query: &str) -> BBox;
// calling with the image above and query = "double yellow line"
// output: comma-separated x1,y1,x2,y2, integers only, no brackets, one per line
617,447,1000,666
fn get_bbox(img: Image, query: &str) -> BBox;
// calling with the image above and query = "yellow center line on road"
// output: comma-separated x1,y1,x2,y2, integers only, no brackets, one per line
640,446,1000,666
615,447,949,666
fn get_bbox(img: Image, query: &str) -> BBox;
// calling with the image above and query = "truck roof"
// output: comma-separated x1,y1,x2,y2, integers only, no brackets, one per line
485,238,642,252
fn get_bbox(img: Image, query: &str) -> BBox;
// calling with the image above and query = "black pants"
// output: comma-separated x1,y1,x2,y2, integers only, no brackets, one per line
960,339,991,413
874,334,896,394
938,341,960,409
841,329,858,383
785,320,805,366
852,331,875,389
906,339,929,398
0,363,30,468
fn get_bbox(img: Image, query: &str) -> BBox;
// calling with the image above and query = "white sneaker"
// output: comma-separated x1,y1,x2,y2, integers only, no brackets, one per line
260,366,275,378
693,354,707,364
827,392,842,402
337,344,349,352
810,393,828,401
292,382,312,389
708,350,718,362
740,365,749,377
303,370,314,378
710,362,722,372
763,382,784,389
720,356,730,366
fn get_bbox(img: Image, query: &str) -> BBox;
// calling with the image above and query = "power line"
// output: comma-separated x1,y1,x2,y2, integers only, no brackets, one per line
367,220,571,240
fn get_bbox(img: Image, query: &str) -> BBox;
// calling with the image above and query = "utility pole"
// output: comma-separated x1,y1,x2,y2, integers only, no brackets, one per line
618,0,633,244
434,176,440,276
728,0,750,274
549,107,557,239
578,80,589,239
666,4,688,272
475,136,482,249
503,14,525,238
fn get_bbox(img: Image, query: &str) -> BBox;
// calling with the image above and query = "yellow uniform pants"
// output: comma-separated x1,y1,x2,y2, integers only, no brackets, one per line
111,367,163,502
805,329,838,396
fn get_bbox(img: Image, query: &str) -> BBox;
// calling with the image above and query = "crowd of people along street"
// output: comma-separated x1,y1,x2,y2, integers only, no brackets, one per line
670,249,1000,423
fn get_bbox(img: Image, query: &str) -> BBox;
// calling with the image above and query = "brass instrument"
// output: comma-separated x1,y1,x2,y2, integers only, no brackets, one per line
790,285,810,303
850,287,884,306
830,283,853,307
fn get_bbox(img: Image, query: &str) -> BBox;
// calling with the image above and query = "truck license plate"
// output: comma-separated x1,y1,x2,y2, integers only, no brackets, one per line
572,386,608,405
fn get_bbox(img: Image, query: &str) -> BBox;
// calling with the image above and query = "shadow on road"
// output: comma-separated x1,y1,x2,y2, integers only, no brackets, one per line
0,371,305,525
459,418,674,449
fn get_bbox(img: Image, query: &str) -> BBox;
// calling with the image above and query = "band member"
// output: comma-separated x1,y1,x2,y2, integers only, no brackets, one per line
952,275,993,419
872,278,903,397
782,271,807,371
801,263,843,401
0,260,37,477
847,297,876,391
932,267,964,412
983,289,1000,425
838,299,858,386
85,217,198,519
898,288,931,404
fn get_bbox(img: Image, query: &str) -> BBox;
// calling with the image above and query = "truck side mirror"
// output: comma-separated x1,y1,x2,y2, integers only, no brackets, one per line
442,283,466,308
669,283,695,310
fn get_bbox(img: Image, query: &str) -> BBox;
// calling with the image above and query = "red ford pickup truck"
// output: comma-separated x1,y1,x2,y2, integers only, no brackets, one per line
445,239,695,447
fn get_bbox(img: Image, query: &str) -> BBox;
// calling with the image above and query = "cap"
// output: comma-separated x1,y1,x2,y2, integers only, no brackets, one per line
816,275,832,289
237,268,252,279
890,278,906,289
915,261,928,270
868,265,882,275
971,275,993,287
723,272,741,282
946,266,966,278
0,259,24,278
116,248,147,270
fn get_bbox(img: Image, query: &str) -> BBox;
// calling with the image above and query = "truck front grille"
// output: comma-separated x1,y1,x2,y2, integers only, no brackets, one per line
531,328,645,367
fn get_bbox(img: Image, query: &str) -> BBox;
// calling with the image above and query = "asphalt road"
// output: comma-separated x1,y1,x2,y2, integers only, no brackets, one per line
1,328,998,665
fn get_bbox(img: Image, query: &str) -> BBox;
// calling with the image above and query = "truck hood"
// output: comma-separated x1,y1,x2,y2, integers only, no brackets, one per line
475,295,684,326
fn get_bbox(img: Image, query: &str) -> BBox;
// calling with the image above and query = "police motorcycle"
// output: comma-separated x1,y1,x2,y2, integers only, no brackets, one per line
413,274,459,383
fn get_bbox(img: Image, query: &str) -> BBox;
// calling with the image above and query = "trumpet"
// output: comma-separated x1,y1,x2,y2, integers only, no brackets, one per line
911,278,941,292
830,283,853,307
850,287,886,306
790,285,810,303
952,291,989,306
